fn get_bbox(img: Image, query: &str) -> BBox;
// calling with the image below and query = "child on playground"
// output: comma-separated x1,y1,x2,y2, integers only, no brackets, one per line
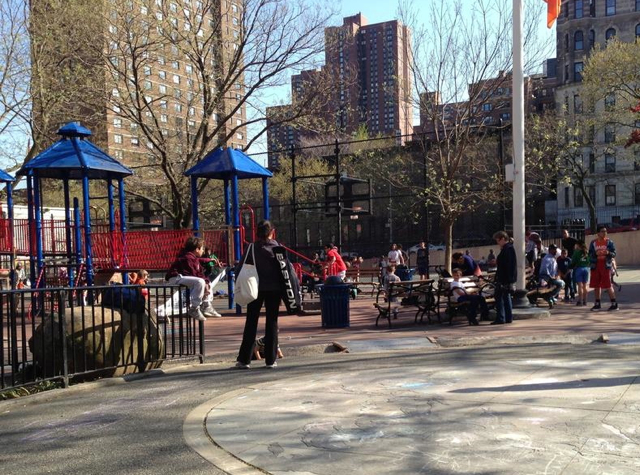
133,269,150,299
165,236,220,321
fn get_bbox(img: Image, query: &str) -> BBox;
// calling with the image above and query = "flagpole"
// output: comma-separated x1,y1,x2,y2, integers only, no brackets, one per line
513,0,526,294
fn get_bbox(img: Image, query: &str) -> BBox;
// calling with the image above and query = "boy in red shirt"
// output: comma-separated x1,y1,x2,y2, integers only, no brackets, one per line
324,243,347,280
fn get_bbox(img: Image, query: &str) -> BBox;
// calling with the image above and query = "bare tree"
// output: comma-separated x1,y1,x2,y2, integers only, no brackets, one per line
0,0,30,167
399,0,549,271
103,0,337,228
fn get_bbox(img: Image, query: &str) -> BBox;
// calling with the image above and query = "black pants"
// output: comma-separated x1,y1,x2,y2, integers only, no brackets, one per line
237,290,281,366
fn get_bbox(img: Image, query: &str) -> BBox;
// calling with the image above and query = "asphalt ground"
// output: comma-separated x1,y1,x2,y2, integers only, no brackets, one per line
1,268,639,474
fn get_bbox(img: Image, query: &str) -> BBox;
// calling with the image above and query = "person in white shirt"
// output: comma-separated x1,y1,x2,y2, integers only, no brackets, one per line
387,243,403,266
450,269,488,326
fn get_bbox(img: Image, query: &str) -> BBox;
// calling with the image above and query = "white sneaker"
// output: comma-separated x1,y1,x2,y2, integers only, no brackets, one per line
188,307,206,321
266,361,277,369
201,304,221,317
235,361,250,369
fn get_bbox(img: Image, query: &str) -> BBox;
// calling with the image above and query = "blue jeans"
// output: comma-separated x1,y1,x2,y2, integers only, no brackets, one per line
541,277,565,300
495,286,513,323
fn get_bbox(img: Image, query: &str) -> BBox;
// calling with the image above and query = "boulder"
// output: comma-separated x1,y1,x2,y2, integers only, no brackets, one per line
29,305,164,379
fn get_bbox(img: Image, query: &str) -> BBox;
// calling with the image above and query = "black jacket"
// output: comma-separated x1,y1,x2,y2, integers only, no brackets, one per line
236,239,284,292
495,241,517,285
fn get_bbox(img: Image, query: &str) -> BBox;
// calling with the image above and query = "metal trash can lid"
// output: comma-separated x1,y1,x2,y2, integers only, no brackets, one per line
324,275,344,285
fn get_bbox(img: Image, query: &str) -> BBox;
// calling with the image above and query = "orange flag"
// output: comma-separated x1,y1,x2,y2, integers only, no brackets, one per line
543,0,561,28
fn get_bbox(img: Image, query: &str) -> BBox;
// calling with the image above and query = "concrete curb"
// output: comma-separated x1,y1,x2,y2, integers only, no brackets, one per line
183,388,268,474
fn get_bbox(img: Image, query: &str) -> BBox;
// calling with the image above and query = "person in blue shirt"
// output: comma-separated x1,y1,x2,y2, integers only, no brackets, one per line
452,252,479,276
539,244,565,303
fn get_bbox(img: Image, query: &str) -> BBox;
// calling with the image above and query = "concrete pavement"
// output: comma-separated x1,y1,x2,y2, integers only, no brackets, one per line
1,268,640,474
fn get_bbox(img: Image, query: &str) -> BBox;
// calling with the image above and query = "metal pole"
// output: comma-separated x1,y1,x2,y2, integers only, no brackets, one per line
7,182,14,288
118,178,127,283
335,140,342,250
498,119,507,231
82,174,94,287
423,138,430,278
291,145,297,248
63,180,74,288
513,0,526,293
262,177,270,221
191,176,199,234
33,177,43,288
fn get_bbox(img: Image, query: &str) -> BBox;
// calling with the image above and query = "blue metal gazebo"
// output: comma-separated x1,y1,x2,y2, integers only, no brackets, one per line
185,147,272,308
17,122,133,287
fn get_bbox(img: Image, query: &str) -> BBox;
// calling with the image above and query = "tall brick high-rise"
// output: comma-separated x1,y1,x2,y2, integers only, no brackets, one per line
267,13,413,168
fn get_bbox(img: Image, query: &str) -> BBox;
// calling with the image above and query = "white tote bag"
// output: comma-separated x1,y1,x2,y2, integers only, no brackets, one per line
235,243,259,305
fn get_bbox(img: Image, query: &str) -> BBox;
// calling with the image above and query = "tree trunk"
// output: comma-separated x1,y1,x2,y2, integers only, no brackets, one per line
443,220,454,274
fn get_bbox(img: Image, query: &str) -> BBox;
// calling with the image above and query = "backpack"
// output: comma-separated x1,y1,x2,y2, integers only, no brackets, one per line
102,284,146,315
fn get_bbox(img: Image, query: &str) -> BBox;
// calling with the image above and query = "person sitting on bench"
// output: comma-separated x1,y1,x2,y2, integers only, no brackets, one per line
450,269,488,326
539,244,565,303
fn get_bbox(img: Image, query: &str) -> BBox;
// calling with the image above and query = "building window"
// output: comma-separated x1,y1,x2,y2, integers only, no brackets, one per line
113,118,122,128
606,28,616,40
482,103,492,111
636,183,640,205
173,74,180,84
114,134,122,144
587,185,596,204
605,152,616,172
605,185,616,205
575,0,583,18
131,137,139,146
574,94,583,113
565,33,569,52
574,188,584,207
159,84,166,94
574,31,584,50
636,24,640,38
604,124,615,143
588,29,595,49
564,187,570,207
604,93,616,110
589,151,595,173
606,0,615,16
114,150,124,159
574,62,583,82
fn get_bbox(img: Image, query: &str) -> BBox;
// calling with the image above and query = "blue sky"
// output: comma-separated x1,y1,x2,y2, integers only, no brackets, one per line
249,0,557,161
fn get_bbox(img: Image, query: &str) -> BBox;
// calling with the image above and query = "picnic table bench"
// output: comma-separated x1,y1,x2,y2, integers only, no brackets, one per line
373,279,437,328
525,267,559,308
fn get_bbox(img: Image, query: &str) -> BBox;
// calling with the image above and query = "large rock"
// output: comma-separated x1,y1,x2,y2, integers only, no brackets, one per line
29,306,164,379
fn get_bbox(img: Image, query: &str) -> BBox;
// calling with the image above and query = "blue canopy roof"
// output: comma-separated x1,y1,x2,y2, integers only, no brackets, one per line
18,122,133,180
185,147,272,179
0,170,15,182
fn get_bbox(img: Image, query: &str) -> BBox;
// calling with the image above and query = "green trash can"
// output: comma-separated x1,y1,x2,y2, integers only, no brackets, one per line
319,278,351,328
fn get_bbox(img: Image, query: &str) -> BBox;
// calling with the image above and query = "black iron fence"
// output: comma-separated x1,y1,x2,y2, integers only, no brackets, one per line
1,284,204,392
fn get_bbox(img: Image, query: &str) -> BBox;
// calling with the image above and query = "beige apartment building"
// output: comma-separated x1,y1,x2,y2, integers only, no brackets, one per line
31,0,246,174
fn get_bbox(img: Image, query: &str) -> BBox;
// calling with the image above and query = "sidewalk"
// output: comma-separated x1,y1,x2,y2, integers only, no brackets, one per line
1,269,639,475
203,267,640,360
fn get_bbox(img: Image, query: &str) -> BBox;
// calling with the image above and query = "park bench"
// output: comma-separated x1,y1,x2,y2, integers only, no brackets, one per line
437,276,496,325
525,267,560,308
345,267,381,297
373,279,437,328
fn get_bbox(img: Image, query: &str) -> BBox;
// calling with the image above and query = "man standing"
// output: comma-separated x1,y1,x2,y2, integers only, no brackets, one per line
416,241,428,280
588,226,618,311
491,230,517,325
324,243,347,280
387,243,403,266
561,229,578,299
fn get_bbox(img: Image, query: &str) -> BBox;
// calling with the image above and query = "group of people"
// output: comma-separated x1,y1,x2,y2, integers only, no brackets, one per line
533,227,618,311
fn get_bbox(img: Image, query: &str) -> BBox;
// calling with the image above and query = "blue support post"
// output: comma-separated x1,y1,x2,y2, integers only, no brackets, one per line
26,176,36,286
82,175,94,287
118,178,127,284
262,177,270,220
107,179,117,274
191,176,200,234
63,180,74,287
74,198,82,271
231,176,241,313
7,182,14,288
33,177,44,289
224,179,233,310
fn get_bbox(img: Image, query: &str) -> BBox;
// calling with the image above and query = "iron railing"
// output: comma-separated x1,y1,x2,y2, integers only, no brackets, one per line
1,284,204,392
